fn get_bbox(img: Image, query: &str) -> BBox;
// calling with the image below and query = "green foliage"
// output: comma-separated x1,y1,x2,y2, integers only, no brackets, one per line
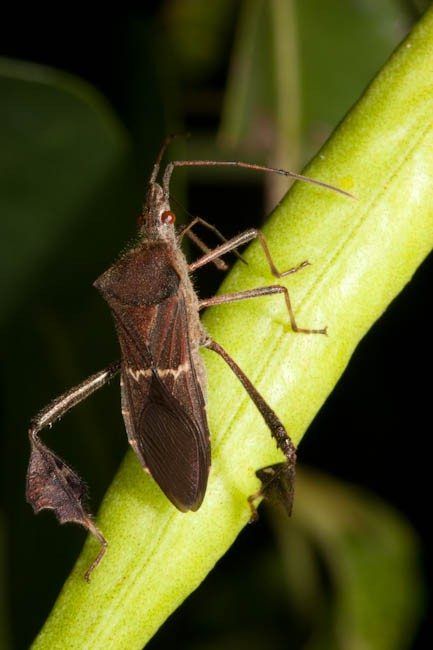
167,0,238,80
220,0,411,163
0,58,130,323
279,470,423,650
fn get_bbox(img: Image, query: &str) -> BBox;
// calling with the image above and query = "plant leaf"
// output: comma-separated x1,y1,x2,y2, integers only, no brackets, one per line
220,0,411,163
166,0,238,81
297,0,411,160
0,58,129,323
276,470,424,650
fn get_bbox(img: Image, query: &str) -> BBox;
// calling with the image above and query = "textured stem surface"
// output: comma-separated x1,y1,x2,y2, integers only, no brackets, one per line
33,9,433,649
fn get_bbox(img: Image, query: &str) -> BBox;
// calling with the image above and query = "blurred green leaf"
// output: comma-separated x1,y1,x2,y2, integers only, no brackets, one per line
269,0,301,204
0,512,11,649
166,0,238,81
297,0,411,160
220,0,302,206
0,58,130,323
219,0,273,152
220,0,411,164
275,470,424,650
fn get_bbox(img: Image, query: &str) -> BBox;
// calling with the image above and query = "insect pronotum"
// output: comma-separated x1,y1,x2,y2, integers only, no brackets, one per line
26,137,351,580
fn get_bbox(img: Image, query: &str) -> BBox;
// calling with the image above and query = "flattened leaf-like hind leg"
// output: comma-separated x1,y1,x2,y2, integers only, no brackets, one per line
203,338,296,519
26,361,120,581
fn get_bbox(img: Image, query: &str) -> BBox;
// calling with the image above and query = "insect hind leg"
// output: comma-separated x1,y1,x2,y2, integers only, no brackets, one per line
248,458,296,522
26,361,120,581
203,337,297,520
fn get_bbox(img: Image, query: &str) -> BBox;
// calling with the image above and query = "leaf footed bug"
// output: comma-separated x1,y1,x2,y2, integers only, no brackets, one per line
26,136,352,580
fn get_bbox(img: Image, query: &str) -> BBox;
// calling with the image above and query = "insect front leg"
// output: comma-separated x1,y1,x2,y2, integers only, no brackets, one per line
178,218,228,271
27,361,120,581
189,227,309,278
202,338,296,519
179,216,246,271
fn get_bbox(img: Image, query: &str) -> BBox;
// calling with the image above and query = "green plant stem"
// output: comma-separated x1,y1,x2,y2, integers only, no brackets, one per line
33,8,433,649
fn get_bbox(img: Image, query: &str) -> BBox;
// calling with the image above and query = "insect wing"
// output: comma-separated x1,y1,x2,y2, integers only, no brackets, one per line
114,293,210,511
139,368,209,511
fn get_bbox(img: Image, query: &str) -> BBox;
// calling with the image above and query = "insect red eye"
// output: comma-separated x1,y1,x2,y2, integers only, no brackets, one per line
161,210,176,224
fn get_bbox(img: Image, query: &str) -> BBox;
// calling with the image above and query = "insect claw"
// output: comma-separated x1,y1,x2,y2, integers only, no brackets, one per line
247,494,260,523
84,520,108,582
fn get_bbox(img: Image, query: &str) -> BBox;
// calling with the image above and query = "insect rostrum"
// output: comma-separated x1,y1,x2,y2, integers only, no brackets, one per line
26,137,349,580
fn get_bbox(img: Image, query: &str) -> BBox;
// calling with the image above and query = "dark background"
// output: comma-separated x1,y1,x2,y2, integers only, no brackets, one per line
1,2,431,649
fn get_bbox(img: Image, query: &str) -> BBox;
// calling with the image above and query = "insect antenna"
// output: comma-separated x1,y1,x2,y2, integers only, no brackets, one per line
150,133,191,184
162,159,355,199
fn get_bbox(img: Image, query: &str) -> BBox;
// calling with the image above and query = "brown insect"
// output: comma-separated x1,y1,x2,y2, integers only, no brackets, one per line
26,137,350,580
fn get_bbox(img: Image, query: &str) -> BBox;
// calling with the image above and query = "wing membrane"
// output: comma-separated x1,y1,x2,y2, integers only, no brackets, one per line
109,290,210,511
139,370,208,510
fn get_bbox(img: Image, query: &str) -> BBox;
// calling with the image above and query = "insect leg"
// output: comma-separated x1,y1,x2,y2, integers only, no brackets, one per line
203,338,296,519
179,216,246,269
199,286,326,335
27,361,120,581
189,229,257,271
178,216,226,241
189,227,309,277
178,220,228,271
